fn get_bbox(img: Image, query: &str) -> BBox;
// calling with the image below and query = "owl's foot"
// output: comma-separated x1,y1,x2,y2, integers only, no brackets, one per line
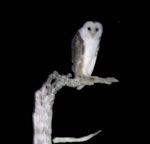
77,85,85,90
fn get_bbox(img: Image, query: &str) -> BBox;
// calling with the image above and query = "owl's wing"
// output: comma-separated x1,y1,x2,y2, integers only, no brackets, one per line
71,32,84,75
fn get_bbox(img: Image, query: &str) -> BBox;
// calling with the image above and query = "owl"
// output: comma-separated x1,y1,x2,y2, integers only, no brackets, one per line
72,21,103,90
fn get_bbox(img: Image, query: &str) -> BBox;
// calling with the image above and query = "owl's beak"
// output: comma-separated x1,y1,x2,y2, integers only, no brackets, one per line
90,32,95,38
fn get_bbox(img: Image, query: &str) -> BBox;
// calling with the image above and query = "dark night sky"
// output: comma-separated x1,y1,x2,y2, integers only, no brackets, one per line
4,2,136,144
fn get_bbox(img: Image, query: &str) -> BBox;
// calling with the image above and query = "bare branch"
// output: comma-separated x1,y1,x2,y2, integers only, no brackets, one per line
33,71,119,144
53,130,102,143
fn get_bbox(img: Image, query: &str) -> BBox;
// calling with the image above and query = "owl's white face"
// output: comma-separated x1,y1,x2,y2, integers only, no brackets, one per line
79,21,103,40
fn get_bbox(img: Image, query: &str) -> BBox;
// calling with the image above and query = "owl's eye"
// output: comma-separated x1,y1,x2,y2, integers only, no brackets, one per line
95,28,99,31
88,27,91,31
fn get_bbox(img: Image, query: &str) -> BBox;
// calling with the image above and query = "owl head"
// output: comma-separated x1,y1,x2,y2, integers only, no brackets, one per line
79,21,103,40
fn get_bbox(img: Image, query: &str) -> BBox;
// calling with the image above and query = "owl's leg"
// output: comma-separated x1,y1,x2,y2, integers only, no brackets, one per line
87,47,99,76
87,56,97,76
82,59,92,77
82,69,90,77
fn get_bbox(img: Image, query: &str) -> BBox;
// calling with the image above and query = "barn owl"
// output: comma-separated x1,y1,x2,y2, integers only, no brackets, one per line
72,21,103,90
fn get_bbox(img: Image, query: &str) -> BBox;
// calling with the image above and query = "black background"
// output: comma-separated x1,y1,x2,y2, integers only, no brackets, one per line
3,1,139,144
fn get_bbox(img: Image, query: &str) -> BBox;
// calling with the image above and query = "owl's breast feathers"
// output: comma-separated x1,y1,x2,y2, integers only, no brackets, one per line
71,32,85,77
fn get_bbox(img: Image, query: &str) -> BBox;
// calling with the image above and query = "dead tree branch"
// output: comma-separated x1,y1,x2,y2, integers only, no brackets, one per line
33,71,119,144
